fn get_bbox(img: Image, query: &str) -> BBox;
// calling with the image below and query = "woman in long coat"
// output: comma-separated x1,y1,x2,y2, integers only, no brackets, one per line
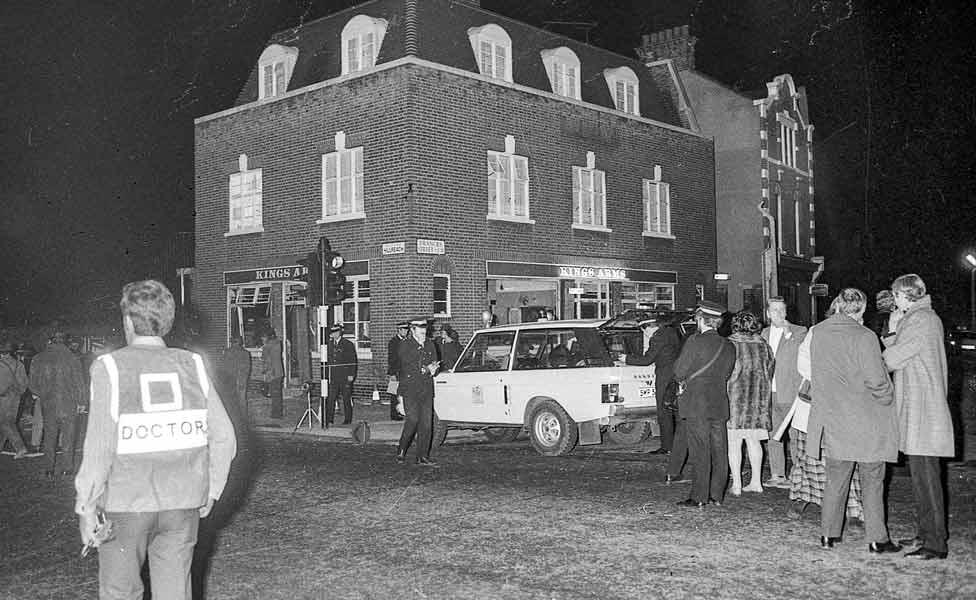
726,311,774,495
806,288,900,552
882,274,955,559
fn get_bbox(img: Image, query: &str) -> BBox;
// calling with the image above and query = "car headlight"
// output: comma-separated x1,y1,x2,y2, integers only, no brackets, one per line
601,383,621,403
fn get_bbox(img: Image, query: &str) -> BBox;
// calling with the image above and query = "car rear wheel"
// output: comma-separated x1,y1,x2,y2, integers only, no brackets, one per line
432,413,448,447
605,420,653,446
482,427,520,443
528,400,577,456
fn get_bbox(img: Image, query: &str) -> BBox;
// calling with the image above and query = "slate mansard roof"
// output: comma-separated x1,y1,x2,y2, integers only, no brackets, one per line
232,0,688,130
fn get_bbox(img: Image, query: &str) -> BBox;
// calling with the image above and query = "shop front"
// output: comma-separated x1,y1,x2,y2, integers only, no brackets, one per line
223,260,372,386
485,261,677,326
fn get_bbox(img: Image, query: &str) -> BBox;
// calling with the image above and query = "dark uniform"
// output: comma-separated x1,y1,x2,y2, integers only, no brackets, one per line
625,320,682,452
326,327,358,425
673,302,736,506
387,322,409,421
396,323,439,464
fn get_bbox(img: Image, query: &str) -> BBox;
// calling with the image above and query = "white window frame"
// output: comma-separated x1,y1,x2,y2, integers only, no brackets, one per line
468,24,512,82
341,15,388,75
487,135,532,223
333,276,372,359
541,47,581,100
642,166,672,238
257,44,298,100
572,152,609,231
433,275,451,317
794,190,802,256
776,189,785,254
226,154,264,236
319,131,365,224
778,115,798,168
603,66,640,116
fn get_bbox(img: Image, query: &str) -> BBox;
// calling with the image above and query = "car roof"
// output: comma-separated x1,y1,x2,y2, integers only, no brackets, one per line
471,319,606,335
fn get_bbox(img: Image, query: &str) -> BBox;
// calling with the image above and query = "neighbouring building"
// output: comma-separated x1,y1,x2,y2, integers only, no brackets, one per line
639,26,824,323
194,0,718,392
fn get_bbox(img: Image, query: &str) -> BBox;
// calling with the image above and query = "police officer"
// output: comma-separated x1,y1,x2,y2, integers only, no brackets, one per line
325,324,357,425
386,320,410,421
672,300,736,508
395,317,440,466
74,280,237,599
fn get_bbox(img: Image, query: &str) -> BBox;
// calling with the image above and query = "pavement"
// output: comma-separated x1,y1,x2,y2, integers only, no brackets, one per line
244,385,482,445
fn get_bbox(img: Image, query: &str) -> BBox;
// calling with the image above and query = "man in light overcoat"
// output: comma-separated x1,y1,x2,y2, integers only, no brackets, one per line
760,297,807,488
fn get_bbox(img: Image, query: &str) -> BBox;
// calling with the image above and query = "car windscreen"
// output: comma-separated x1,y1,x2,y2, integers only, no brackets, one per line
512,328,613,369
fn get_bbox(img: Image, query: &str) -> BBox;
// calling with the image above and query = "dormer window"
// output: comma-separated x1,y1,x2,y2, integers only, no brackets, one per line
257,44,299,100
341,15,388,75
603,67,640,116
541,47,581,100
468,24,512,82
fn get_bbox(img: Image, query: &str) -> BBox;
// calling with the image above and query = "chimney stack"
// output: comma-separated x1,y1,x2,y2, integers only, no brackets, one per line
637,25,697,72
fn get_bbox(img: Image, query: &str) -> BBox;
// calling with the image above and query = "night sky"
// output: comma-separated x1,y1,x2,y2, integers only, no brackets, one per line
2,0,973,327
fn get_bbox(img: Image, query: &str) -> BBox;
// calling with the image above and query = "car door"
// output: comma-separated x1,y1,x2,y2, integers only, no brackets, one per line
434,330,515,424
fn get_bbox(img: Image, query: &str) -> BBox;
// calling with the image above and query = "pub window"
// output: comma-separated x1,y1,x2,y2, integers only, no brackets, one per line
320,131,365,223
487,136,530,221
433,275,451,317
620,282,675,310
336,277,371,358
572,153,608,230
229,285,272,348
227,154,263,236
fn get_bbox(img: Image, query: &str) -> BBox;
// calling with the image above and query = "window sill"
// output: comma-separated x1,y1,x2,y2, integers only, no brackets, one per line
487,215,535,225
572,224,612,233
642,231,675,240
224,227,265,238
317,212,366,224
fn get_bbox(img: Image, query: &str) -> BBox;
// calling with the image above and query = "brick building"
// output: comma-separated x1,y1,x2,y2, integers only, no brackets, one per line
194,0,717,390
639,27,823,323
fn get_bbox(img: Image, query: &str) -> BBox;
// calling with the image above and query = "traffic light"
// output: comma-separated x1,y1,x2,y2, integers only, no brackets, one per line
298,250,322,306
324,250,347,305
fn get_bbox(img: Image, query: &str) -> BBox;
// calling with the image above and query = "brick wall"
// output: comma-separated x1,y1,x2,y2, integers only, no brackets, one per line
195,61,716,394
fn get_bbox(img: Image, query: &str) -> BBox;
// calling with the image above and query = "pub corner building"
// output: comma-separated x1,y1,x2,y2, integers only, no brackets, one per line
191,0,720,395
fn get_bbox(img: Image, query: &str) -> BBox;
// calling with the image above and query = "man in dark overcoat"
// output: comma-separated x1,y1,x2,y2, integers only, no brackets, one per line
620,314,682,454
672,301,736,507
395,317,440,466
325,324,358,425
220,335,252,415
29,331,86,476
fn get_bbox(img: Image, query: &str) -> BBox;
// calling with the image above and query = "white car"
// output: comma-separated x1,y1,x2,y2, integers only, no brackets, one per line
432,319,659,456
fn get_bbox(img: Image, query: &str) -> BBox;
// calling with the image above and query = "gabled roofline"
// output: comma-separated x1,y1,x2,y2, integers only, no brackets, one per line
195,56,708,139
751,73,809,129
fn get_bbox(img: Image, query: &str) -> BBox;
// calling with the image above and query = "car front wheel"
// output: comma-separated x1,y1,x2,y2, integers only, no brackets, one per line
528,400,578,456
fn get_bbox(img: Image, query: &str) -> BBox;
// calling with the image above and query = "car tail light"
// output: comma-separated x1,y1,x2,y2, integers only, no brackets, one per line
602,383,621,403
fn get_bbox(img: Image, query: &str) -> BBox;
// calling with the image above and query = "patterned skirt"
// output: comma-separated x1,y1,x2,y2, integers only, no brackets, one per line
788,429,864,520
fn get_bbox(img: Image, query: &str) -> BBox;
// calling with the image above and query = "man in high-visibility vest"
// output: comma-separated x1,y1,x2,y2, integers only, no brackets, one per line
74,280,237,599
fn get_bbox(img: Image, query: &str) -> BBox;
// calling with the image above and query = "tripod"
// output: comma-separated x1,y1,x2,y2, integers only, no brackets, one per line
293,381,322,432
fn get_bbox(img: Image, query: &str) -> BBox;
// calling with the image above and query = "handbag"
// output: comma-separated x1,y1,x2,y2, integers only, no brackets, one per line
668,345,726,410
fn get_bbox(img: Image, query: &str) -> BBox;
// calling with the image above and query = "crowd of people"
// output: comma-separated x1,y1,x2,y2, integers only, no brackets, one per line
0,329,96,477
643,274,955,560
